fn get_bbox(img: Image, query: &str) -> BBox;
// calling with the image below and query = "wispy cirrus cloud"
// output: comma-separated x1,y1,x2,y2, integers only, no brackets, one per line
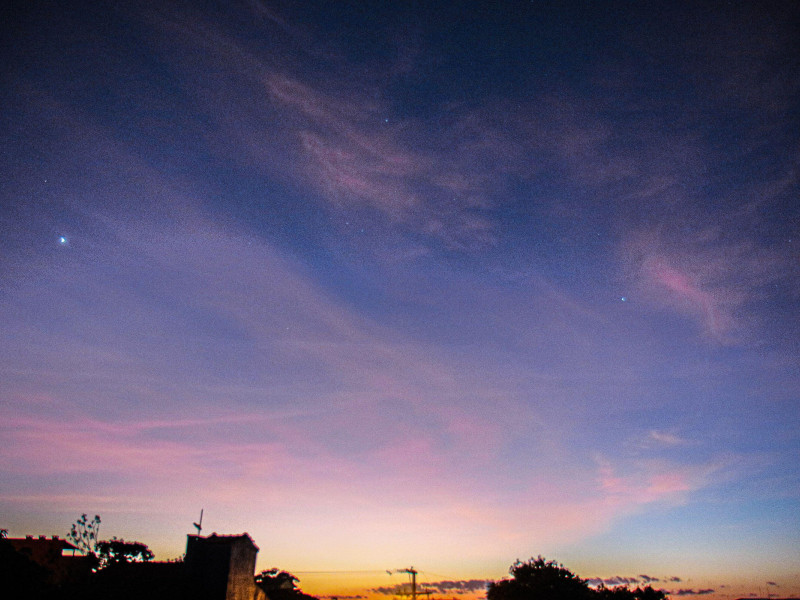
128,5,549,251
260,70,517,249
625,430,694,452
619,224,794,343
596,459,694,507
646,431,690,447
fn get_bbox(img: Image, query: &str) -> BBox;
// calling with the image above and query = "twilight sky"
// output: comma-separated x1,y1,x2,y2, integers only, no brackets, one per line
2,1,799,598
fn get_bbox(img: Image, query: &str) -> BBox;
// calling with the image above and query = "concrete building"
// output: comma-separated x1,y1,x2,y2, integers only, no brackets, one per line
184,533,267,600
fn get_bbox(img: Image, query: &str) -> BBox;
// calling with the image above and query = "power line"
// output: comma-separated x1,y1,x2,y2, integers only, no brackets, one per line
292,570,389,574
418,571,465,581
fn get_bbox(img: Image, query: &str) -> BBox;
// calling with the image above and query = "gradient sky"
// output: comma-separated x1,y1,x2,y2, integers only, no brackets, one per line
2,1,799,599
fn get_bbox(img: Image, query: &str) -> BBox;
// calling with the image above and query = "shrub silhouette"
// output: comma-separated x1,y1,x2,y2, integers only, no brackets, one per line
256,568,319,600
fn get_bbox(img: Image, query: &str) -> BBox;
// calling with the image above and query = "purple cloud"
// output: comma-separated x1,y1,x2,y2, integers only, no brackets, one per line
587,576,661,587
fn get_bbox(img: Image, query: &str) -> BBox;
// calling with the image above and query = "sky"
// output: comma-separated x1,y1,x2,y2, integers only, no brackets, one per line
1,1,799,599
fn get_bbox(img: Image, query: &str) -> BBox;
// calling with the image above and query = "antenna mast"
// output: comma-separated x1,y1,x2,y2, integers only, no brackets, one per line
193,509,204,535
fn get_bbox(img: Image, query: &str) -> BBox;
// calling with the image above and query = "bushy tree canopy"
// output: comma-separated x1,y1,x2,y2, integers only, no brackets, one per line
488,557,668,600
489,557,593,600
97,537,154,566
256,569,319,600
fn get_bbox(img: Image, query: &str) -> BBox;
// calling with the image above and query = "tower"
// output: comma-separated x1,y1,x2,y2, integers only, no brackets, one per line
184,533,265,600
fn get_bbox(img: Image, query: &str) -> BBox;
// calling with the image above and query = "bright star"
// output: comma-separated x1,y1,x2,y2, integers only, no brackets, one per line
59,236,67,245
620,296,627,302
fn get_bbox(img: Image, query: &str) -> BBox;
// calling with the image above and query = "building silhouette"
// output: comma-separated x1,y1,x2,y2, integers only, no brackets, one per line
2,531,268,600
185,533,266,600
4,535,94,586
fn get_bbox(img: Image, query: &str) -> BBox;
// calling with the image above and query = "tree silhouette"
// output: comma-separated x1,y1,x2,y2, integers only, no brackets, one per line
488,557,594,600
67,514,101,556
255,568,319,600
489,559,668,600
97,537,154,567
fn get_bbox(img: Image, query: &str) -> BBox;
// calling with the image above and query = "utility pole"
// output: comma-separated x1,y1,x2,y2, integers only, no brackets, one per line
394,567,417,600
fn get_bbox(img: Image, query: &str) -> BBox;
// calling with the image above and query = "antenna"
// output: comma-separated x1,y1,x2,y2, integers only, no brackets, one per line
193,509,204,535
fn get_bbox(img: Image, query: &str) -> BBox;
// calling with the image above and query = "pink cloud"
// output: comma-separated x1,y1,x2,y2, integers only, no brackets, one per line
598,464,692,507
465,454,724,551
620,227,790,343
0,408,376,514
642,257,732,338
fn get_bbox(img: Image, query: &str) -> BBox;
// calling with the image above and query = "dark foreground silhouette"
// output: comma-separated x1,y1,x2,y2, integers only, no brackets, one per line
1,531,273,600
2,539,662,600
7,527,790,600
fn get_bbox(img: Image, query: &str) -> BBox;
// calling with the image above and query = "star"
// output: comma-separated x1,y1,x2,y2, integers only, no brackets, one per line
59,236,68,245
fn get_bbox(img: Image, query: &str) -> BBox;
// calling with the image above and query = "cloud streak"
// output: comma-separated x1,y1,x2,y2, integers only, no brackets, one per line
372,580,489,596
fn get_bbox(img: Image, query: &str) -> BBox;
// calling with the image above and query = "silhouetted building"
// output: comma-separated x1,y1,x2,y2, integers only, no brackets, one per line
185,533,267,600
5,535,94,585
2,531,268,600
90,559,183,600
